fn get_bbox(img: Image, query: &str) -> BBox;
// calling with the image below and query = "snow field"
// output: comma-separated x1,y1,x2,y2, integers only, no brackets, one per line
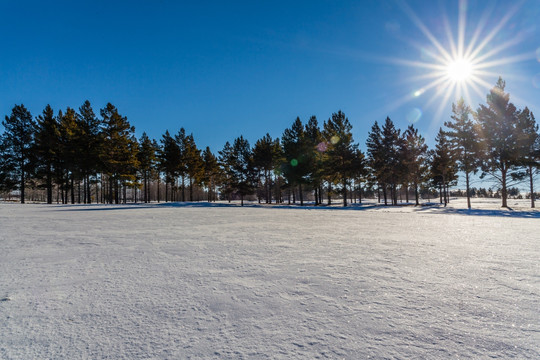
0,201,538,359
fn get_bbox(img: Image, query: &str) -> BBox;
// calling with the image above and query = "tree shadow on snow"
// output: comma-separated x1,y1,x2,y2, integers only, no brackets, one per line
413,204,540,219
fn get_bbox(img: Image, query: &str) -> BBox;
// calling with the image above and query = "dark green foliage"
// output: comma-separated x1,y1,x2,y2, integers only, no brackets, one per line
100,103,139,204
281,117,312,205
475,78,522,208
1,104,36,203
34,105,59,203
430,128,458,206
253,133,280,204
202,146,220,202
138,132,157,203
228,136,257,206
515,107,539,207
444,98,480,209
322,111,361,207
402,124,428,206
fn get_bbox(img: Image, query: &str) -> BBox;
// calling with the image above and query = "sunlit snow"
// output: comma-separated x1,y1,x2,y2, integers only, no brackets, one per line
0,199,538,358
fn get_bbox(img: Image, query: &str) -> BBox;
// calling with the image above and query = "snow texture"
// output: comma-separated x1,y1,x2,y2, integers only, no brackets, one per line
0,199,539,359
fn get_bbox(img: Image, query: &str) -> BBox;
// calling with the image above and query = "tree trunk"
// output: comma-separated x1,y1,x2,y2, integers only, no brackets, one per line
189,176,193,201
327,183,332,205
465,170,471,209
46,164,52,204
529,165,535,208
414,182,419,206
501,164,508,208
20,164,25,204
343,179,347,207
299,184,303,206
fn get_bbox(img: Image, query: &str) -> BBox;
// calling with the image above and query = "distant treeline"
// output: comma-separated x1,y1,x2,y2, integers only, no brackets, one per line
1,77,538,208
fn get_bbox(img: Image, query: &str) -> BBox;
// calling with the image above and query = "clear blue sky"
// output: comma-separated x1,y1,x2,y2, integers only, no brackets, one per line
1,0,539,153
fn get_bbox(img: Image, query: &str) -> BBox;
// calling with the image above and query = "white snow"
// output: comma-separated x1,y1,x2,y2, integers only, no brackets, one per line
0,199,539,359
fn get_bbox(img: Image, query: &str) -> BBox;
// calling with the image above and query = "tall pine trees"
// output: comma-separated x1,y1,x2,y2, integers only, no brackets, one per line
1,105,35,203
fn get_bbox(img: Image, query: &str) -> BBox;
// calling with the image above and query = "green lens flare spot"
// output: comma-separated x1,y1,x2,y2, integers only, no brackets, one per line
290,159,298,167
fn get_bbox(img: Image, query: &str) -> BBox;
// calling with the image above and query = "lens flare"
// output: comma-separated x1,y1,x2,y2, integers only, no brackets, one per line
532,73,540,89
407,108,423,123
290,159,298,167
330,136,340,145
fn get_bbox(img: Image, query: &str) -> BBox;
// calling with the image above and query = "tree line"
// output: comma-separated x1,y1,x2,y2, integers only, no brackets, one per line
1,77,538,208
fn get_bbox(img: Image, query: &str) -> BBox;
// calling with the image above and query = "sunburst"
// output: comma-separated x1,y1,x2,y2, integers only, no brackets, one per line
385,0,532,129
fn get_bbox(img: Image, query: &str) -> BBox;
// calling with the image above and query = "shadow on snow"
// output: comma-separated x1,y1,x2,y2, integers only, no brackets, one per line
48,201,540,218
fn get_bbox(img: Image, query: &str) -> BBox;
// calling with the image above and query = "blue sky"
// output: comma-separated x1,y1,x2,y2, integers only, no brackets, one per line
1,0,539,154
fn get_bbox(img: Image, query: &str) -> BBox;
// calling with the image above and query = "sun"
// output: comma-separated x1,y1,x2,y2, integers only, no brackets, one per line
385,1,531,128
445,57,474,83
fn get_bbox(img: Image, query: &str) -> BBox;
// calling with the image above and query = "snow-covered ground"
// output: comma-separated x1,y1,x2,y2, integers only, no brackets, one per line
0,199,538,359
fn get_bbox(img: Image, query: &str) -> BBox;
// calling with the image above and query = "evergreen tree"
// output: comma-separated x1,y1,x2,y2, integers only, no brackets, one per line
77,100,102,203
475,78,521,208
202,146,220,202
1,104,36,203
304,116,325,205
0,134,17,195
281,117,311,205
445,98,480,209
430,128,458,206
381,117,403,205
58,107,81,204
402,124,428,206
100,103,139,204
515,107,539,208
174,128,188,201
34,105,59,204
366,121,385,204
322,110,360,207
230,136,257,206
184,133,203,201
138,132,157,203
159,130,181,201
218,141,235,202
253,133,279,204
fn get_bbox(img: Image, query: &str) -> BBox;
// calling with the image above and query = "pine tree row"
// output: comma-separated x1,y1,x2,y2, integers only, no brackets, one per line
1,78,538,208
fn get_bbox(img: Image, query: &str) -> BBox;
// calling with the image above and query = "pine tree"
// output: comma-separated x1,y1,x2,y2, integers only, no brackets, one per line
253,133,278,204
159,130,181,201
174,128,188,201
431,128,458,206
184,133,203,201
304,116,324,205
515,107,539,208
381,117,403,205
100,103,139,204
230,136,257,206
366,121,385,204
77,100,102,203
1,104,36,203
218,141,235,202
281,117,311,205
202,147,220,202
402,124,428,206
475,78,521,208
34,105,59,204
322,111,359,207
445,98,480,209
58,107,81,204
138,132,157,203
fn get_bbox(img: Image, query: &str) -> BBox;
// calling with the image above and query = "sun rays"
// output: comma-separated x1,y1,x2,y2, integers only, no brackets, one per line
389,0,532,130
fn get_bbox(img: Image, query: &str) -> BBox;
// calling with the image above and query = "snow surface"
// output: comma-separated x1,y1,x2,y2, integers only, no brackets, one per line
0,199,539,359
